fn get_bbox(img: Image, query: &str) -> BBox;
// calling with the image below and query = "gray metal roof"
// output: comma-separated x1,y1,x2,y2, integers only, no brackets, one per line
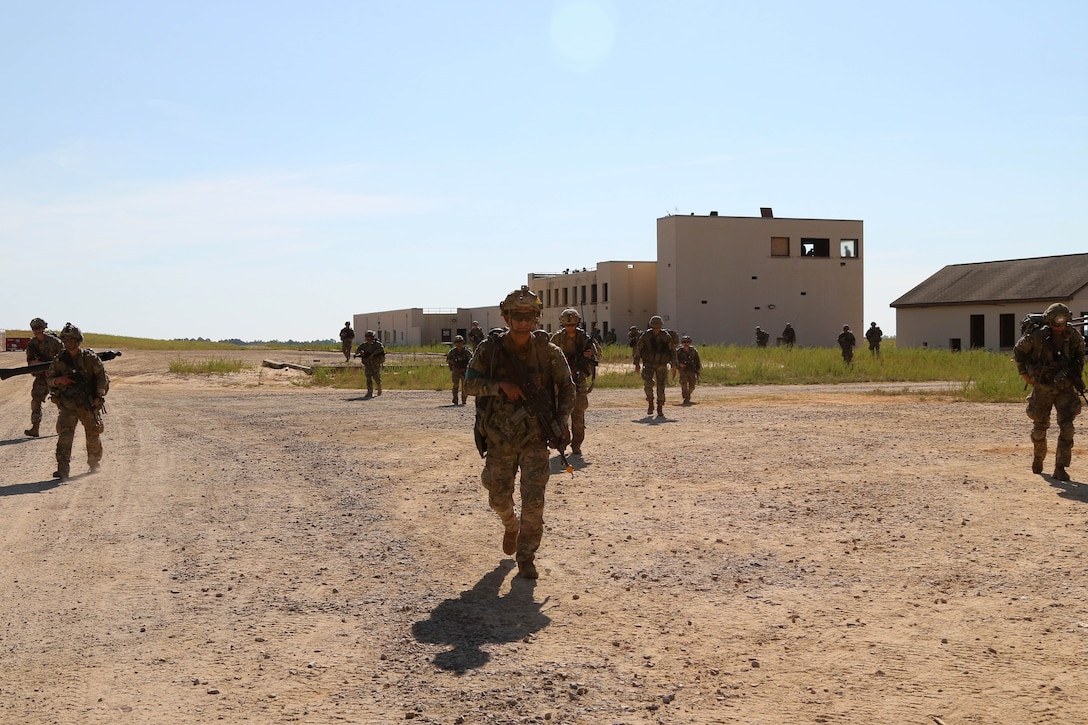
891,254,1088,308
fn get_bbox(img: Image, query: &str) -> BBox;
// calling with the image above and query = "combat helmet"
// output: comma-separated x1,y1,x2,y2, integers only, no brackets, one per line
648,315,663,329
680,335,692,343
499,286,542,316
559,308,581,325
1045,303,1072,326
454,335,465,343
59,322,83,343
30,317,47,330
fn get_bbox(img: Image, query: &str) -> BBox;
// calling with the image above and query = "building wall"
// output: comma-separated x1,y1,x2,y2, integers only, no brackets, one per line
895,297,1088,350
531,261,657,338
353,305,502,347
657,214,864,345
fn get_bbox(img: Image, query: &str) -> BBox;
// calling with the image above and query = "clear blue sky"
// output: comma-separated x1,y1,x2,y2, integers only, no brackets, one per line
3,0,1085,341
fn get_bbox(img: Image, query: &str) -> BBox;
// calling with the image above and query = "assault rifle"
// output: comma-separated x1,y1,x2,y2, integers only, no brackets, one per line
0,350,122,381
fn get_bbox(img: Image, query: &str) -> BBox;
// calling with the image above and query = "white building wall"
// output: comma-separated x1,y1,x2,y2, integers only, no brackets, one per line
895,295,1088,350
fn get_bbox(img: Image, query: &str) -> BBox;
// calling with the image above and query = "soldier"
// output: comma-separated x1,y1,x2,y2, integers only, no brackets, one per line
549,308,601,455
677,335,701,404
24,317,64,437
627,325,639,350
464,286,575,579
354,330,386,399
633,315,678,417
446,335,472,406
782,323,796,348
467,320,485,350
865,322,883,355
46,323,109,480
837,325,856,363
1014,303,1086,481
339,321,355,362
755,326,770,347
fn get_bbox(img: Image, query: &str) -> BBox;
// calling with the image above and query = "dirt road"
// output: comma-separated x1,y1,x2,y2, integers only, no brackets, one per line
1,349,1087,724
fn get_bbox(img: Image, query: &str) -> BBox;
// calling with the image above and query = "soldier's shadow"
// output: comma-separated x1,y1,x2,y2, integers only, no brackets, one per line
411,562,551,673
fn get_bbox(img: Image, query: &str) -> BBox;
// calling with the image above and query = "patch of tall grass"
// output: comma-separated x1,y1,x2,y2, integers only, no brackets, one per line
168,358,248,374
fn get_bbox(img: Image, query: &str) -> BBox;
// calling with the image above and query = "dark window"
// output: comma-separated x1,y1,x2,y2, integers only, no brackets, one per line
801,238,830,257
591,284,598,304
603,283,609,302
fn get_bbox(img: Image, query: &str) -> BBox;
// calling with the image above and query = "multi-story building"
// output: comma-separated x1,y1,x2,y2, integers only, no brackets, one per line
657,210,864,345
354,208,864,347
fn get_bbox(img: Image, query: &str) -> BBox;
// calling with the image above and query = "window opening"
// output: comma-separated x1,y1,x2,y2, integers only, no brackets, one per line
800,238,830,257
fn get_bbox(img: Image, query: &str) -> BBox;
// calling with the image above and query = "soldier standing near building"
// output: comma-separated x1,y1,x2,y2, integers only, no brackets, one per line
46,323,109,480
339,321,355,362
467,321,485,350
354,330,386,399
837,325,856,363
755,326,770,347
677,335,701,405
1014,303,1086,481
627,325,639,350
24,317,64,437
865,322,883,355
633,315,678,417
465,286,575,579
550,308,601,456
782,323,796,348
446,335,471,406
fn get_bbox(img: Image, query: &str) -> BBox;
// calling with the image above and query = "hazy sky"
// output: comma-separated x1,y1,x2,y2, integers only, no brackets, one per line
3,1,1085,341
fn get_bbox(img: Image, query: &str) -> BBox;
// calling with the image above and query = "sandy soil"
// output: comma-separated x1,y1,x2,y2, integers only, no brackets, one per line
1,348,1087,725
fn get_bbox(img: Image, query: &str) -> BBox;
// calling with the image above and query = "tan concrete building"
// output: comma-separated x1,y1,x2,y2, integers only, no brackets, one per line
530,261,657,339
352,305,501,348
891,253,1088,350
656,210,864,345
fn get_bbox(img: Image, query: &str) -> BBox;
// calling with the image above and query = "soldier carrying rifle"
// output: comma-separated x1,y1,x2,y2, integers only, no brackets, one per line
46,323,110,480
1014,303,1086,482
465,286,575,579
23,317,64,437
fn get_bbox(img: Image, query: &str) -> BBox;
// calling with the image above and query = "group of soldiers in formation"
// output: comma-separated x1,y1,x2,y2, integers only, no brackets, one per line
19,318,109,480
752,321,885,362
11,296,1079,580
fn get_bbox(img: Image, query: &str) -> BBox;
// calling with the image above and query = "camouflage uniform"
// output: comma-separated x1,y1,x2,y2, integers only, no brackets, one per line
1014,304,1086,479
837,326,856,363
633,318,678,416
755,327,769,347
354,333,385,397
46,326,109,479
865,323,883,355
446,338,472,405
339,323,355,362
549,322,601,455
25,324,64,436
465,288,575,575
782,324,796,348
676,338,701,404
467,322,485,350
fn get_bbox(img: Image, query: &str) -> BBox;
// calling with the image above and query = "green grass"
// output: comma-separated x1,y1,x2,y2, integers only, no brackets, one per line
168,357,249,374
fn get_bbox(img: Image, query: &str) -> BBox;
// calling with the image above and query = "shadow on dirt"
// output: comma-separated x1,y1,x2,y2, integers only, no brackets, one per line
412,561,551,673
0,479,63,497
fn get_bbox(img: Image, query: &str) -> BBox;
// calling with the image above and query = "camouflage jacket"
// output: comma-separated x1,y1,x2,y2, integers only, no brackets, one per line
355,339,386,366
340,326,355,344
1014,326,1086,386
46,348,109,409
465,330,575,452
26,333,64,376
677,345,701,374
633,329,678,367
549,328,600,385
837,331,856,350
446,345,471,371
467,326,485,348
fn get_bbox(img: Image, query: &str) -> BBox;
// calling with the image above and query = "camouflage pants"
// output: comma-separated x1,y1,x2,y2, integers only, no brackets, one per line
29,375,50,426
840,346,854,363
480,446,550,563
1026,383,1082,467
679,370,698,402
55,404,103,475
641,364,669,405
571,382,590,450
341,341,353,361
364,363,382,392
450,369,466,403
